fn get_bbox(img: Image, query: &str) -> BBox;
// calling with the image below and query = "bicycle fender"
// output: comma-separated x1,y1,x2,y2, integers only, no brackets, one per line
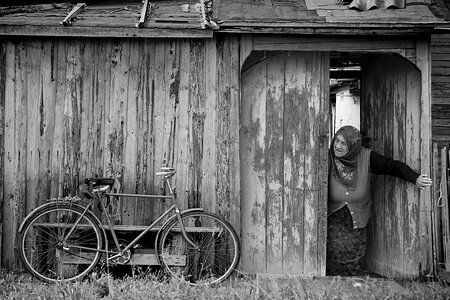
154,207,204,264
18,201,100,233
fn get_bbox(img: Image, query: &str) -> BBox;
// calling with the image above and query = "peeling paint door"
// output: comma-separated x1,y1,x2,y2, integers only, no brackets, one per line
240,51,330,275
361,54,422,277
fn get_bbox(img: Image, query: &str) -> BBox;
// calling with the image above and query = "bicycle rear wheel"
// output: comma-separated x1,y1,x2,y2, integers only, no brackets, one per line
158,211,240,285
18,202,103,283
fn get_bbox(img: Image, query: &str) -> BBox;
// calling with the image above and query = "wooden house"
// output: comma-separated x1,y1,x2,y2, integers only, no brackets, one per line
0,0,449,279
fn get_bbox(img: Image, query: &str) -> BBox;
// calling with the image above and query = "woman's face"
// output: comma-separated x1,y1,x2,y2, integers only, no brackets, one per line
333,134,349,157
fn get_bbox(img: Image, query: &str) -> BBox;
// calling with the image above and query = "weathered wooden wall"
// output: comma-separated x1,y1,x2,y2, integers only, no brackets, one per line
0,35,241,268
431,34,450,147
240,51,329,276
0,32,436,278
361,54,422,277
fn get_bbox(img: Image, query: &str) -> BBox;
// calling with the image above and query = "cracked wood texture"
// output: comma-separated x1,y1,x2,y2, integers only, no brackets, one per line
0,36,241,267
240,51,329,276
361,54,422,277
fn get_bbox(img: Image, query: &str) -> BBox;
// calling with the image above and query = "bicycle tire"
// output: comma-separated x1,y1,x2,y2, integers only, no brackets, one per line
158,211,240,285
18,202,103,283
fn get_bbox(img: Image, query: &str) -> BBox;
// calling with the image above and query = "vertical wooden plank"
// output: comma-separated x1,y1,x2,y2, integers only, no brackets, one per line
265,52,284,273
152,40,167,219
92,39,109,181
362,54,423,277
217,35,239,222
404,57,421,276
136,39,155,224
164,39,181,211
416,37,433,277
303,52,329,275
317,52,330,276
188,39,206,210
229,37,241,233
88,39,100,179
123,39,139,223
216,35,240,229
379,56,389,276
162,39,177,170
175,39,191,211
39,39,56,204
82,39,104,220
156,39,178,216
116,39,134,224
2,41,18,267
107,40,130,224
144,39,157,219
283,52,305,274
302,52,317,275
442,148,450,270
0,41,5,266
393,57,407,276
362,55,385,274
383,59,394,276
26,39,41,212
360,57,373,272
432,143,442,274
79,39,93,181
51,39,67,199
202,39,217,213
3,40,27,267
64,41,83,197
240,51,267,274
217,35,230,219
306,51,329,275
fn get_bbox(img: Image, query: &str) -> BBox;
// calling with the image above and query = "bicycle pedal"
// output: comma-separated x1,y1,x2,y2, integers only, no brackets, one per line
133,244,142,249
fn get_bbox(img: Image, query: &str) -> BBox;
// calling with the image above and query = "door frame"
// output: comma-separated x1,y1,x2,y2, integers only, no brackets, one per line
238,34,432,277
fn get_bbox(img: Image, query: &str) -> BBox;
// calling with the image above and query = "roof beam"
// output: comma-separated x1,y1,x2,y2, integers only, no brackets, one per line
61,3,86,26
137,0,150,28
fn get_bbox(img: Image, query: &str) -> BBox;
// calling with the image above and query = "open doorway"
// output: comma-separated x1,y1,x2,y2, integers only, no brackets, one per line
330,52,362,135
329,52,422,278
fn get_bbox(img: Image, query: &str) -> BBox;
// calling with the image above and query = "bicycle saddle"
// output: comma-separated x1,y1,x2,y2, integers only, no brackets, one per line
84,178,115,186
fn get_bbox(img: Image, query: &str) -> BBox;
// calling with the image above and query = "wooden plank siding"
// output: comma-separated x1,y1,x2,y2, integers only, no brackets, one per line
361,54,422,277
0,36,241,268
0,31,436,279
240,51,329,276
0,42,5,266
431,34,450,146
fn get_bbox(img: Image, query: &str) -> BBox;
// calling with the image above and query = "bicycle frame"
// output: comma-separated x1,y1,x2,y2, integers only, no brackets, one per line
63,174,202,261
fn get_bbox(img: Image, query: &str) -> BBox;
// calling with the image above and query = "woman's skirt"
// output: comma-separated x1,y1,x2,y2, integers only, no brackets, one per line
326,206,367,276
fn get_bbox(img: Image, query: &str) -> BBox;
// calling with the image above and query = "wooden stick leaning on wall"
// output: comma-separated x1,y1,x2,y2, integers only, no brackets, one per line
432,143,442,276
442,147,450,271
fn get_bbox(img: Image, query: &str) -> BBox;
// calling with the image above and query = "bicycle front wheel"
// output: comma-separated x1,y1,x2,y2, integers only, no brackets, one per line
158,211,240,285
18,202,103,283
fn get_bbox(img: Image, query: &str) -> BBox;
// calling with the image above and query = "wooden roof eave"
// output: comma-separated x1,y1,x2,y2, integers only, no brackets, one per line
215,21,445,36
0,24,214,38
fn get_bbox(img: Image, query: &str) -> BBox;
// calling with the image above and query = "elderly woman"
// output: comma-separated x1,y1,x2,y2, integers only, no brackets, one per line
327,125,432,276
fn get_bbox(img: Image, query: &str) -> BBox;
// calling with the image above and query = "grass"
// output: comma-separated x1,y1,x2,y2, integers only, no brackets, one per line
1,267,449,300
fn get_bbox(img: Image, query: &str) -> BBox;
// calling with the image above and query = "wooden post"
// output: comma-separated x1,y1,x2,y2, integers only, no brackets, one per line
432,143,442,274
441,147,450,270
0,41,5,267
416,36,433,277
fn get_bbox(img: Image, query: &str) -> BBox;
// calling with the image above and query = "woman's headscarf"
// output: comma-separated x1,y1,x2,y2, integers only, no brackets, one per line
329,125,363,189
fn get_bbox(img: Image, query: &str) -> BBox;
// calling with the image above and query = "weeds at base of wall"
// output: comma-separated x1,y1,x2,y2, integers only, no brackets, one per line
0,267,449,300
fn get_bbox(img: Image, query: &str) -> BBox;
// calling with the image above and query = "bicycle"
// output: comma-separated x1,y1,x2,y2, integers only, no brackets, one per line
18,167,240,285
